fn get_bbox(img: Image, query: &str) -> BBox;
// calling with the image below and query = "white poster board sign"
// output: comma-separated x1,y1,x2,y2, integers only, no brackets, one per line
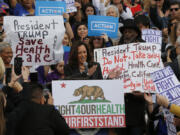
142,29,162,45
94,43,164,92
4,16,65,66
151,66,180,105
52,80,125,128
163,109,177,135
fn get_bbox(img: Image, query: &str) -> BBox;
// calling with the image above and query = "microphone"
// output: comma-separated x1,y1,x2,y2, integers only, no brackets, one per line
83,62,88,74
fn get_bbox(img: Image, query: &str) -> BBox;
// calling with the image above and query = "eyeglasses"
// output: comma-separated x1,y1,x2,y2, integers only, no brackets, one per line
170,8,179,12
154,0,161,1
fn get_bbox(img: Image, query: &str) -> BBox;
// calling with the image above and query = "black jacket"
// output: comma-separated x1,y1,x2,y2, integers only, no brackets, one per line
64,62,103,80
15,101,70,135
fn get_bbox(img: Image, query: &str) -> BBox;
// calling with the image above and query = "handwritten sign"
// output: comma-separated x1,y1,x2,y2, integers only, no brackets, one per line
94,43,164,92
142,29,162,45
35,1,66,16
151,66,180,105
4,16,65,66
52,80,125,128
88,15,118,38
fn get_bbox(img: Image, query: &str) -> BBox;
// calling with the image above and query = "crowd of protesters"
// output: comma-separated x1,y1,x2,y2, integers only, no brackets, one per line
0,0,179,135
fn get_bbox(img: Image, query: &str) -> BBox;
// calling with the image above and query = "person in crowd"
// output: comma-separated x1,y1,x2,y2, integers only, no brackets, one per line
62,32,72,65
73,22,90,47
46,61,65,83
82,3,97,23
9,0,35,16
0,2,9,41
13,82,70,135
123,0,143,16
149,0,169,30
170,22,180,46
0,42,13,84
64,41,103,80
115,19,146,135
119,19,144,44
134,14,150,30
89,34,113,59
106,5,122,45
111,0,133,20
144,93,180,117
169,1,180,21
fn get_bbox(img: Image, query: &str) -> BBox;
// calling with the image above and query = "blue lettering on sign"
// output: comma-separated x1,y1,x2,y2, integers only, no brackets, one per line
91,21,116,32
39,7,64,15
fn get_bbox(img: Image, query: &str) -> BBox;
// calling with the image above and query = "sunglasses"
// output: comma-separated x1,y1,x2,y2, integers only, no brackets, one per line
155,0,161,1
170,8,179,12
93,37,102,40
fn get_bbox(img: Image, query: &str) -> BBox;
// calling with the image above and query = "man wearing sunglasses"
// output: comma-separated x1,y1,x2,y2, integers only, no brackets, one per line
169,1,180,21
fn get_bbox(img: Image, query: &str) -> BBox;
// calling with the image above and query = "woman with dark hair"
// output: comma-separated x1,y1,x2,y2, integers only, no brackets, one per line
74,22,88,41
64,41,103,80
89,34,113,59
82,3,97,23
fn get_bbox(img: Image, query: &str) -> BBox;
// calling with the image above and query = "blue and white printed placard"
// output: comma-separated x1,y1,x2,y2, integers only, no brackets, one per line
88,15,119,38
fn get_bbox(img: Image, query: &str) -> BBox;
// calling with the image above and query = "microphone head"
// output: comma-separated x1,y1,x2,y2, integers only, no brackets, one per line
83,62,88,67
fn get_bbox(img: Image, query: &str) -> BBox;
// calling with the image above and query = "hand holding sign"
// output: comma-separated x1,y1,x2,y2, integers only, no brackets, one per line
156,94,169,108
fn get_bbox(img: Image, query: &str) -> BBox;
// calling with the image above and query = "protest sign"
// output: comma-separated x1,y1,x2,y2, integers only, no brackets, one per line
88,15,119,38
52,80,125,128
94,43,164,92
151,66,180,105
142,29,162,45
35,1,66,16
163,109,177,135
59,0,77,13
4,16,65,66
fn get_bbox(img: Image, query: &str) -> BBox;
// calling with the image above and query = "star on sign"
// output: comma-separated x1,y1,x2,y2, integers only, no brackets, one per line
61,82,66,88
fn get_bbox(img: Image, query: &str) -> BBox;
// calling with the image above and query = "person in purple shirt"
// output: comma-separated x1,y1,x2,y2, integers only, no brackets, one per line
46,61,65,83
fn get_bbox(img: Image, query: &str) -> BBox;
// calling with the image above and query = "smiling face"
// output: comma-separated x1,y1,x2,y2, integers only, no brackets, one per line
0,46,13,67
78,45,87,65
77,25,88,39
106,7,117,17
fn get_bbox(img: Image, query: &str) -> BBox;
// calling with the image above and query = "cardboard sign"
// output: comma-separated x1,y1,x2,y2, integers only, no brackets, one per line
35,1,66,16
142,29,162,45
151,66,180,105
94,43,164,92
52,80,125,128
59,0,77,13
88,15,119,38
4,16,65,66
163,109,177,135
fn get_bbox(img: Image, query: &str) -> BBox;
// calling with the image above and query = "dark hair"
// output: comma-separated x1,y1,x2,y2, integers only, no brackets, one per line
68,41,91,68
83,3,96,16
74,22,88,40
134,15,150,28
25,83,44,100
170,1,180,8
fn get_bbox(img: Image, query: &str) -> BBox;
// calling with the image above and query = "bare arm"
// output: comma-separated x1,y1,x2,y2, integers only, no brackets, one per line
63,13,74,40
74,2,82,22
